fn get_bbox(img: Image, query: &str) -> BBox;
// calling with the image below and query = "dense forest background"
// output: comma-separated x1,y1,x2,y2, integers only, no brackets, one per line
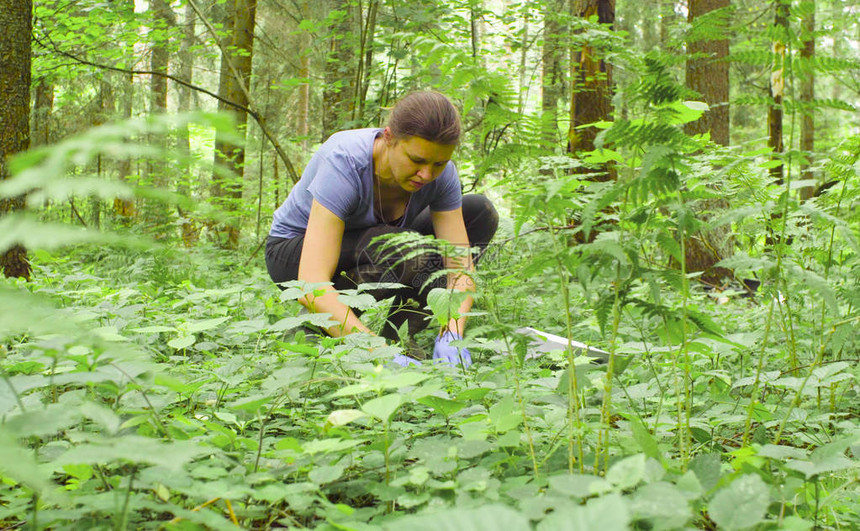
1,0,859,529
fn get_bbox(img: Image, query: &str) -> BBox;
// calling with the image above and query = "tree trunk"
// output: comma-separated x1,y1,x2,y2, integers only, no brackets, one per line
298,0,310,153
768,0,789,184
354,0,379,122
212,0,258,250
684,0,729,145
683,0,732,281
150,0,171,115
147,0,173,239
660,0,676,50
517,3,530,115
322,0,356,139
0,0,33,280
470,0,483,62
113,67,137,223
799,0,815,201
542,0,566,148
177,0,199,246
568,0,614,173
32,77,54,148
113,0,136,224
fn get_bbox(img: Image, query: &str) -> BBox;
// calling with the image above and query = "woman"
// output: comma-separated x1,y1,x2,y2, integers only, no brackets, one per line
265,91,498,366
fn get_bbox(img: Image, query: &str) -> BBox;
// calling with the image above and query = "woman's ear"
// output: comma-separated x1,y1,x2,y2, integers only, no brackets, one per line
382,127,395,146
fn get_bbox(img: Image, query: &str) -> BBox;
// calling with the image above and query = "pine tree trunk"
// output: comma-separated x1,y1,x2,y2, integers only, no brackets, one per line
684,0,729,145
683,0,732,282
799,0,815,201
568,0,614,174
212,0,258,250
0,0,33,280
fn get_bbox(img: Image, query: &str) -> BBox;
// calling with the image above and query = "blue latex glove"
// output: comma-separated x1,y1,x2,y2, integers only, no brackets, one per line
392,354,421,368
433,331,471,367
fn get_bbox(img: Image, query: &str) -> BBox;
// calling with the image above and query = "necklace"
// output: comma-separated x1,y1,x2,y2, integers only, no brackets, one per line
374,172,411,226
373,172,387,223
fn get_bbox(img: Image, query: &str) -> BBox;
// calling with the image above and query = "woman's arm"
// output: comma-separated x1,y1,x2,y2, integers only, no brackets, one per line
299,199,373,337
430,208,475,336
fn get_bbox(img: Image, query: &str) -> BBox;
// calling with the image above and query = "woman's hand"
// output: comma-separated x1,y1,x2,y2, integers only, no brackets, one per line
433,330,471,367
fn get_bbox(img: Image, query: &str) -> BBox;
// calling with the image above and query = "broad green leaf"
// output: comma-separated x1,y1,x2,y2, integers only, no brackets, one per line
336,291,378,311
630,418,661,462
361,394,402,423
302,438,363,455
780,516,815,531
630,482,692,529
128,325,176,333
425,288,469,327
665,100,708,125
606,453,646,491
456,388,491,401
270,312,336,332
537,493,630,531
708,474,770,531
419,396,466,417
0,215,151,254
79,401,121,435
4,404,81,437
583,148,623,164
0,433,64,502
548,474,611,499
384,504,529,531
168,334,196,350
690,453,722,492
185,317,229,333
55,436,206,471
488,396,522,433
309,464,345,485
327,409,366,426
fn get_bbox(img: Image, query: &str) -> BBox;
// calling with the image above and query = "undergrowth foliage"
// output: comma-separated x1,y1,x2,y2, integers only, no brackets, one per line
2,91,860,531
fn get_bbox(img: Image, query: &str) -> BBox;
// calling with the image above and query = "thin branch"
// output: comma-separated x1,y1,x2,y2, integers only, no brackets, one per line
186,0,255,110
186,0,300,183
32,33,301,184
69,198,88,227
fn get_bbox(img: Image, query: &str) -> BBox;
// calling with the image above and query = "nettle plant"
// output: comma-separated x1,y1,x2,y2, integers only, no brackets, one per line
1,97,858,530
480,53,860,529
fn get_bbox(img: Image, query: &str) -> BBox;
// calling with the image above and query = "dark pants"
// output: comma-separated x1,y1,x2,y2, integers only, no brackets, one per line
265,194,499,340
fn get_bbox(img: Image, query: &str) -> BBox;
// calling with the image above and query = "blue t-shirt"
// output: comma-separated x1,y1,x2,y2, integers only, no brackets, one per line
269,128,462,238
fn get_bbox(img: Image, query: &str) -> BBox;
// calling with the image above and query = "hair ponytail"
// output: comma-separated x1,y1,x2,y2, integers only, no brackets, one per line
387,91,461,145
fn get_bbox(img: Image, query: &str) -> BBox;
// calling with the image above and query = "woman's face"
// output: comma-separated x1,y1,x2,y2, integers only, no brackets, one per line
385,133,456,193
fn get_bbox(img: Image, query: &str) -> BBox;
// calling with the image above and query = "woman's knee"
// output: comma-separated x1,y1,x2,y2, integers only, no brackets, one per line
462,194,499,243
